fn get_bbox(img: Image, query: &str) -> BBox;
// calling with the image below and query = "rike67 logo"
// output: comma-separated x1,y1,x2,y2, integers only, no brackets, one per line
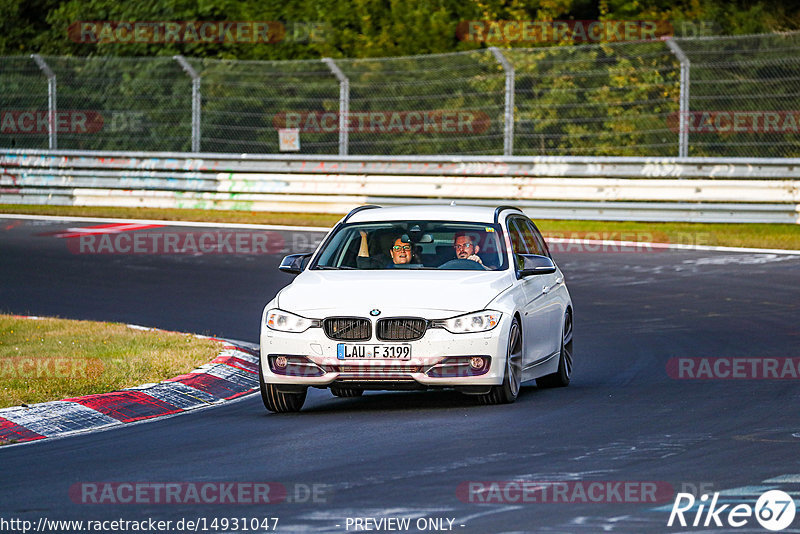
668,490,796,531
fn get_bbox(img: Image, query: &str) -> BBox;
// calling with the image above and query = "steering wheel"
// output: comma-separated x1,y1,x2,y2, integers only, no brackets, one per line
437,258,488,270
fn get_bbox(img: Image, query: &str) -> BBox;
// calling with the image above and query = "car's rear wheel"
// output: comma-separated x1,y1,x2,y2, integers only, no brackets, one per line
330,386,364,398
536,310,573,388
479,317,522,405
259,360,307,413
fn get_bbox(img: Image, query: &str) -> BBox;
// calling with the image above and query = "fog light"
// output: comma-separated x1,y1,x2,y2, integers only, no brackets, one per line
275,356,288,369
425,356,491,378
469,357,485,370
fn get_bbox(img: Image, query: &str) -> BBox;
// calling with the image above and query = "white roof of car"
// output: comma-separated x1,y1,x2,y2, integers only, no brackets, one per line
345,204,523,224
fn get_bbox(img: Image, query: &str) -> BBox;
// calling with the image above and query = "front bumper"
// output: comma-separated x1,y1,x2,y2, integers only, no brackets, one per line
260,320,508,388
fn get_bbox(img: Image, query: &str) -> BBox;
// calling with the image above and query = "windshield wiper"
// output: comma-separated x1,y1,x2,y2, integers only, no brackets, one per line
314,265,356,270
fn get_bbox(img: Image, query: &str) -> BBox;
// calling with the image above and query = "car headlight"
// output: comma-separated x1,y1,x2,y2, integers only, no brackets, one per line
265,309,318,333
432,310,502,334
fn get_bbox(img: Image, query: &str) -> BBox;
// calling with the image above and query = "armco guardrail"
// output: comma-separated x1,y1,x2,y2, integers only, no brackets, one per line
2,149,799,223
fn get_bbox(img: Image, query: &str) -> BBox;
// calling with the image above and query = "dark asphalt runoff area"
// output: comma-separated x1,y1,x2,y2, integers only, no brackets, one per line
1,215,799,533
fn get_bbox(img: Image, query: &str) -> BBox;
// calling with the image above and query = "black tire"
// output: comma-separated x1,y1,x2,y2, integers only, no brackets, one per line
259,360,307,413
478,316,522,405
536,311,573,388
330,387,364,398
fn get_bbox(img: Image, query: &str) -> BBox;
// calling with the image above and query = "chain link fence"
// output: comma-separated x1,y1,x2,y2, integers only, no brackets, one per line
1,31,799,157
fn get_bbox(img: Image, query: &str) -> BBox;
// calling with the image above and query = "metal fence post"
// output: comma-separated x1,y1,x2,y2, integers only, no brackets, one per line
31,54,57,150
664,38,690,158
489,47,515,156
174,55,201,153
322,58,349,156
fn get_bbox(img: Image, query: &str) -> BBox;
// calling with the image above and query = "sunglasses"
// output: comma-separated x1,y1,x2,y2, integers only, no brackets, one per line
392,245,412,251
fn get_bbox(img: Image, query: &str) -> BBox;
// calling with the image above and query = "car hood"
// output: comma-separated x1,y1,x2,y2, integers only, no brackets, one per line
277,269,513,318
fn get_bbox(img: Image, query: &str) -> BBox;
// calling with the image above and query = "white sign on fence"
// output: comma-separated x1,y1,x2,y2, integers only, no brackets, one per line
278,128,300,152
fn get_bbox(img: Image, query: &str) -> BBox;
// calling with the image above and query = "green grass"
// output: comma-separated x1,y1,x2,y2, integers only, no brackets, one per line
0,315,222,410
535,220,800,251
2,204,800,250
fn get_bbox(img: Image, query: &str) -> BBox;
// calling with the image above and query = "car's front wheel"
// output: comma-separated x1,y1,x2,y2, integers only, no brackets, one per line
479,316,522,405
259,360,307,413
536,310,573,388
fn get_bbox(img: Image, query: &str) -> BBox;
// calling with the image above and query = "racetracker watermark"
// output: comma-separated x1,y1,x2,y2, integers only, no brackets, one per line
69,21,330,44
1,111,103,134
69,482,330,504
67,231,286,255
456,20,673,43
667,357,800,380
0,357,103,379
667,111,800,134
542,231,711,253
1,517,279,533
456,481,674,503
668,490,796,530
272,111,491,134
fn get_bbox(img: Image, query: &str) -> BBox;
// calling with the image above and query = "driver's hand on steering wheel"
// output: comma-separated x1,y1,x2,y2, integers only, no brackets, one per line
466,254,483,264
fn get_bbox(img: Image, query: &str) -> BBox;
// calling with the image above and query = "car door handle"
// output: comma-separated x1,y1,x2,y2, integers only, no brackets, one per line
542,277,562,294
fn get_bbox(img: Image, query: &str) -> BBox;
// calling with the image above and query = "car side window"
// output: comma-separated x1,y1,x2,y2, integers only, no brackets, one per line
520,220,548,257
506,218,528,272
509,217,545,257
526,221,552,258
507,219,528,254
516,220,542,256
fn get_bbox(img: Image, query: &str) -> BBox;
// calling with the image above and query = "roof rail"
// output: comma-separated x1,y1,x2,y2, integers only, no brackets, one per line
343,204,381,223
493,205,522,224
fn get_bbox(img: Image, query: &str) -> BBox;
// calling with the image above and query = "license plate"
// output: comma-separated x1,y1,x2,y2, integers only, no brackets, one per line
337,344,412,360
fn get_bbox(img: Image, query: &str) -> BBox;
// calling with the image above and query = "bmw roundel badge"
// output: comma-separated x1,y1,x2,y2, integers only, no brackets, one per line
370,309,381,316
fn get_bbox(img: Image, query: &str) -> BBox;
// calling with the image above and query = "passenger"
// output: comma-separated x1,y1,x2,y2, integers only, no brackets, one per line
453,232,483,265
388,237,412,265
357,231,411,268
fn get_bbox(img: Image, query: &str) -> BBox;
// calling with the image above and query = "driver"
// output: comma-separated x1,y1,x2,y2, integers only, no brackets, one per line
453,232,483,265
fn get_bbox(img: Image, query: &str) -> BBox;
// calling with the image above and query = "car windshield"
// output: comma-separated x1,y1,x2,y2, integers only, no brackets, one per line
312,221,508,271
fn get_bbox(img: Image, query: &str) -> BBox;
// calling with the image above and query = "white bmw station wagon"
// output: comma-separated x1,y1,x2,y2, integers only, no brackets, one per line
259,205,573,412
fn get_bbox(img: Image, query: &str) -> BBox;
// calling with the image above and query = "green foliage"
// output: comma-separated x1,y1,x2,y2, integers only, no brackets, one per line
0,0,62,54
1,0,797,60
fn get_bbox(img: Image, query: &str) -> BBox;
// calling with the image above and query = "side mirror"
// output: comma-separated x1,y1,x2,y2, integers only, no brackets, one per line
279,253,312,275
517,254,556,277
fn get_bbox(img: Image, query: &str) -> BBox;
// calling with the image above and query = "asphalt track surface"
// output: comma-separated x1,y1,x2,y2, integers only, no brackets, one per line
1,216,799,533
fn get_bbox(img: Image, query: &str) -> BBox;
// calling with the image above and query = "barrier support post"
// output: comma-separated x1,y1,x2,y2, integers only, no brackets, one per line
665,38,691,158
174,55,202,153
31,54,57,150
489,47,515,156
323,58,350,156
